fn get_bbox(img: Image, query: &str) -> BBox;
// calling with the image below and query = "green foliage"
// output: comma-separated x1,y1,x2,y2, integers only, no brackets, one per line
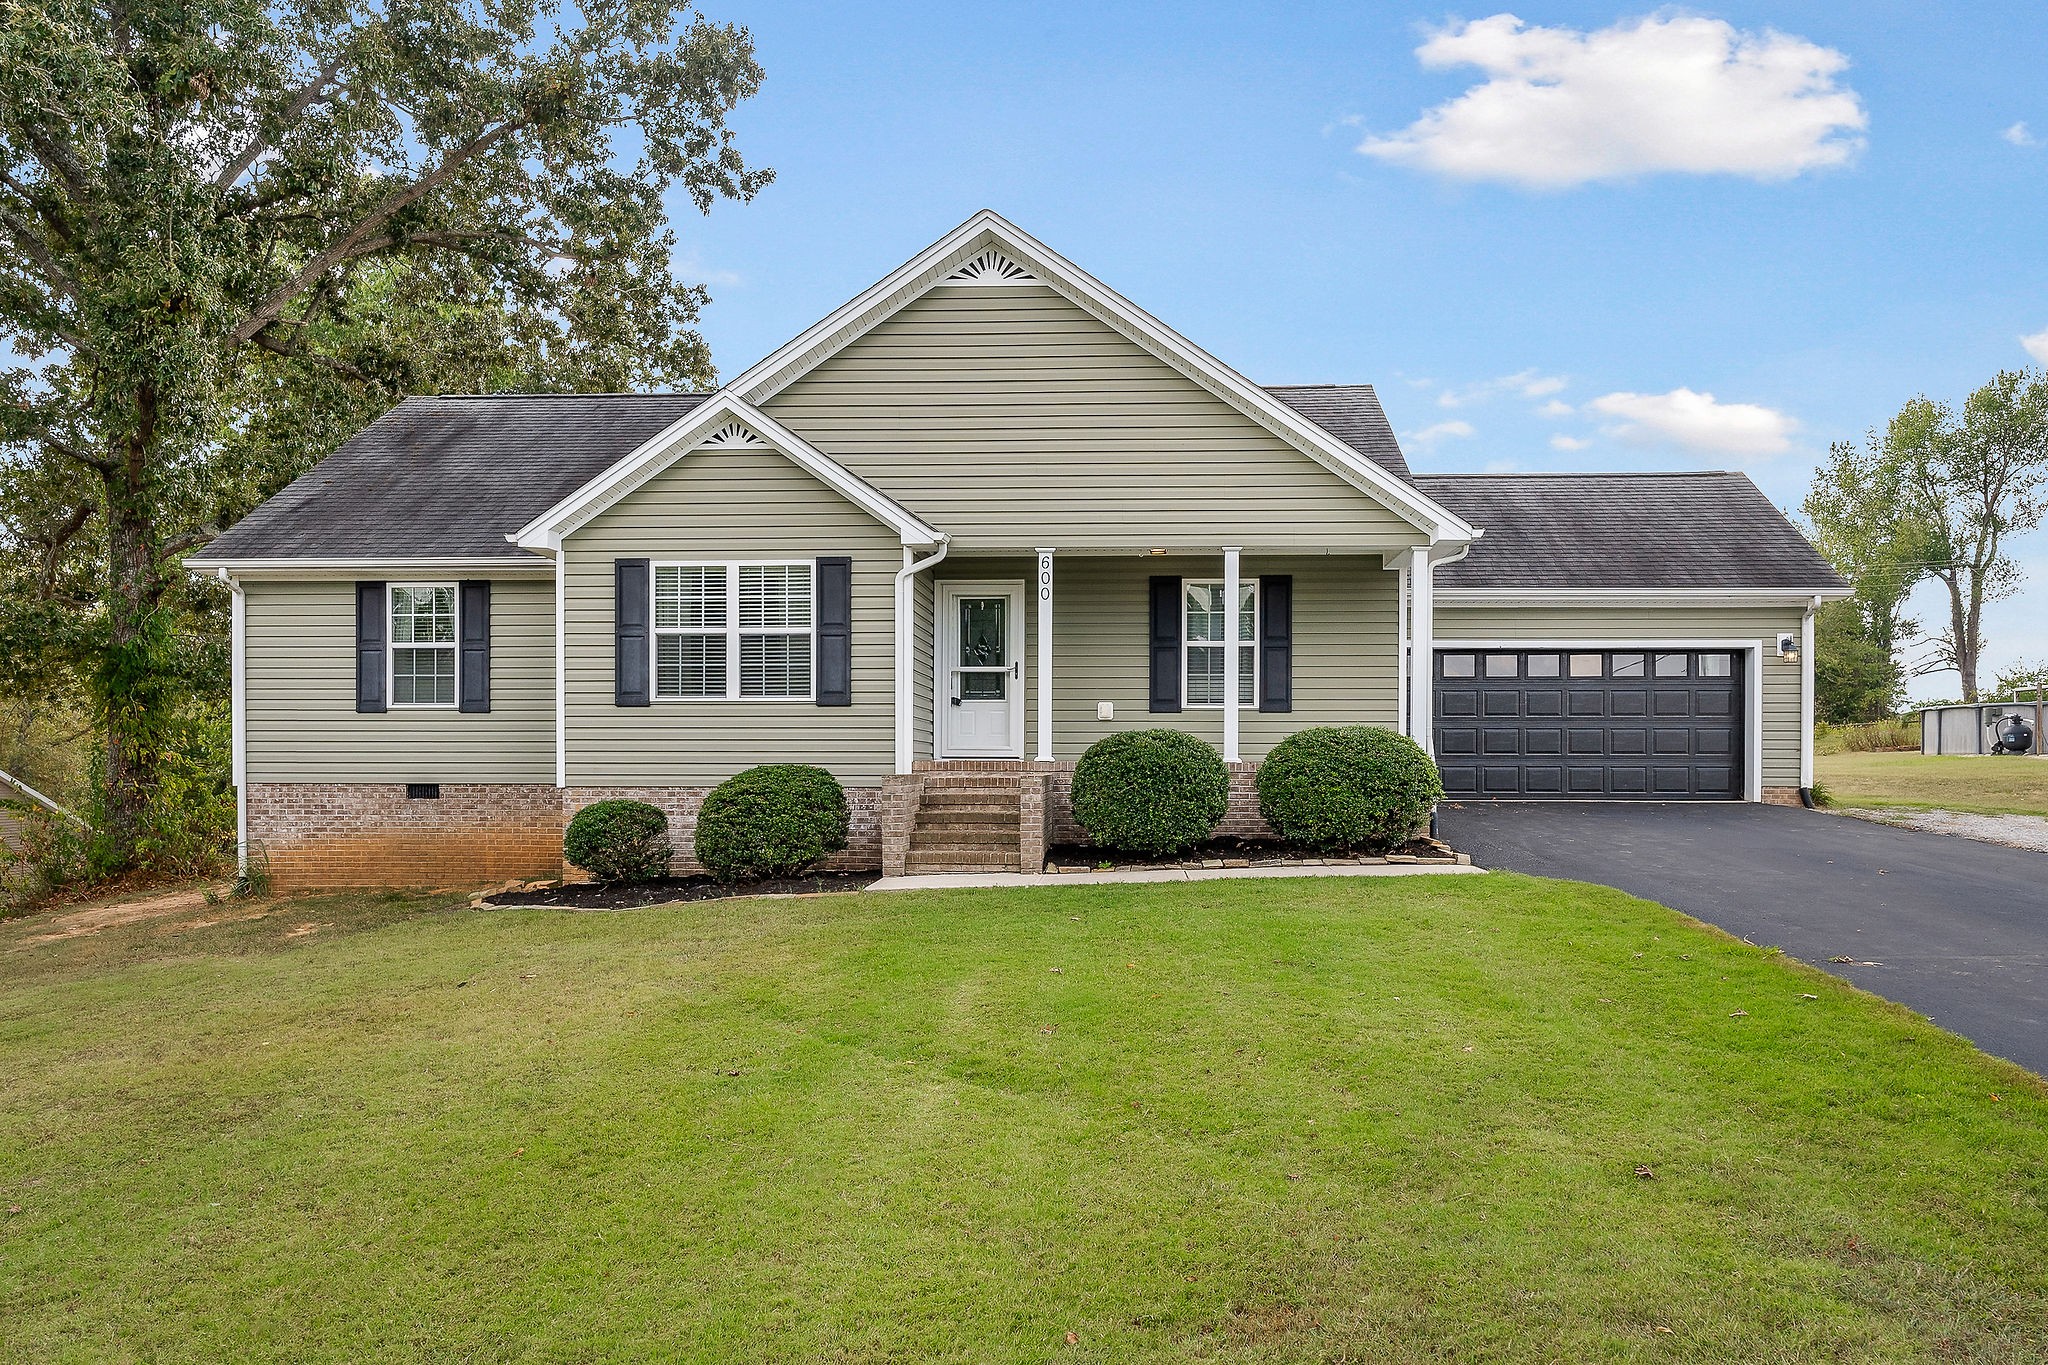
563,800,673,885
3,701,234,909
0,0,770,870
1993,659,2048,700
1256,726,1443,853
692,765,849,883
1806,781,1834,808
1069,729,1229,856
1814,598,1901,724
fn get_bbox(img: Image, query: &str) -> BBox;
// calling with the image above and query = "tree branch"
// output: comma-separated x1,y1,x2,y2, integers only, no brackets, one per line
248,320,371,381
214,53,350,195
230,117,530,345
40,435,113,475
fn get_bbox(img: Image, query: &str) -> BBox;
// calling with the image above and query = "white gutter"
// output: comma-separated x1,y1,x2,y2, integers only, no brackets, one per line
894,536,951,773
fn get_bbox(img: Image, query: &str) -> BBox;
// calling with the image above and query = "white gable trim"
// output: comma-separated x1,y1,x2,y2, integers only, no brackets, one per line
511,392,945,552
724,210,1476,544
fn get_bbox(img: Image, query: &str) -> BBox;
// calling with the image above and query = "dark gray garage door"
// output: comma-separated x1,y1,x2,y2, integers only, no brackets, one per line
1435,649,1744,800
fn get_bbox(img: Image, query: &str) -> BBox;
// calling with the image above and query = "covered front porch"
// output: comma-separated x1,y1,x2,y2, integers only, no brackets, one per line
882,542,1448,874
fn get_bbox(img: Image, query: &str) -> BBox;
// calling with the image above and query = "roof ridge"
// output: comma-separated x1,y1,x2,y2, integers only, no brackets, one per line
414,391,714,401
1414,470,1740,479
1261,382,1378,391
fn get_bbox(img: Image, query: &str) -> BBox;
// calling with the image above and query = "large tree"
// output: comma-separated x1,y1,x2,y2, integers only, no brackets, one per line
1801,436,1930,717
0,0,768,857
1886,373,2048,701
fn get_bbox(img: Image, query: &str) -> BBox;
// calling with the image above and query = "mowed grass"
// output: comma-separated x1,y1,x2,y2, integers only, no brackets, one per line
1819,751,2048,816
4,877,2047,1363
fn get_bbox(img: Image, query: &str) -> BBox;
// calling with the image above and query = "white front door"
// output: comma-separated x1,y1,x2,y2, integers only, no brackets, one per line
937,581,1024,758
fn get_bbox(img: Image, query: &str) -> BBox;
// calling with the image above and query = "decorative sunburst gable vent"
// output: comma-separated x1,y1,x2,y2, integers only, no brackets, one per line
697,421,765,448
942,248,1038,286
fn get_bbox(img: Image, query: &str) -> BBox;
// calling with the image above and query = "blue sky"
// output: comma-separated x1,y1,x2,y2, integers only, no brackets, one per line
672,2,2048,698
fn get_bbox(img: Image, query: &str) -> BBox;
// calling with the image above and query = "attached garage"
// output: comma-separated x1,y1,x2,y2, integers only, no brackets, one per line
1434,647,1745,800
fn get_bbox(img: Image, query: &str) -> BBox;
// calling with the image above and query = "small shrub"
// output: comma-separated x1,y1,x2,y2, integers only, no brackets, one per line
1256,726,1442,853
1807,781,1834,808
694,765,848,883
1070,729,1229,856
563,800,672,884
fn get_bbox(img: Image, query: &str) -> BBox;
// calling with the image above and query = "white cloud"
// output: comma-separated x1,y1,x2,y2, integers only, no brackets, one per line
1536,399,1576,419
1586,387,1798,458
1359,13,1867,188
1402,419,1477,448
2005,121,2039,148
1482,458,1522,473
2022,329,2048,364
1436,368,1568,407
1549,434,1592,452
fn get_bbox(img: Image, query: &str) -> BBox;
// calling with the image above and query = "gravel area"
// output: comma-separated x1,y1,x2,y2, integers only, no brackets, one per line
1842,807,2048,854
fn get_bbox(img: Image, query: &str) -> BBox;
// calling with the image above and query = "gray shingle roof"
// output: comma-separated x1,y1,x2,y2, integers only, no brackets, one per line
1411,471,1845,591
195,393,710,560
1264,384,1411,479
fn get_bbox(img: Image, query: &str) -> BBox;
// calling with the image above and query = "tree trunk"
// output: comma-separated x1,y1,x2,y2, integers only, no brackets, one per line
1945,576,1977,702
97,385,166,856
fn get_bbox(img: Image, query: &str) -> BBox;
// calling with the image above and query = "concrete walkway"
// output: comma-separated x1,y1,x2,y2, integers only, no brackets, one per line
870,860,1481,892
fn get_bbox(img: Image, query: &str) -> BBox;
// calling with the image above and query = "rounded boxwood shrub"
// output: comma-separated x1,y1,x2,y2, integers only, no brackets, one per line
563,799,673,884
1069,729,1230,856
1256,725,1443,853
693,764,849,883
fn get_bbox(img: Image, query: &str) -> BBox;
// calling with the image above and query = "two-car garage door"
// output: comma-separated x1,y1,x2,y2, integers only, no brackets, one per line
1435,648,1744,800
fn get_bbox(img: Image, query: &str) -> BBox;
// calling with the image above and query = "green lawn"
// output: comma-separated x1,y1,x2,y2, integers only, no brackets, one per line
4,877,2047,1363
1819,751,2048,816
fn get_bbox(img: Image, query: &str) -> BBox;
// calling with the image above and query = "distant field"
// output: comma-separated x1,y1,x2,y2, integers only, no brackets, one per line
1818,751,2048,816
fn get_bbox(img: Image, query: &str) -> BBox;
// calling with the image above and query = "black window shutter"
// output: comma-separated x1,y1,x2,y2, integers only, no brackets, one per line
815,556,853,706
1259,574,1292,713
1149,575,1182,713
355,581,387,714
615,558,651,706
458,580,491,713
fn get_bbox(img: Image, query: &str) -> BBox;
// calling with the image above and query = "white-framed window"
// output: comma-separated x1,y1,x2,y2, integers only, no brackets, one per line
390,584,458,707
653,560,814,700
1184,579,1256,707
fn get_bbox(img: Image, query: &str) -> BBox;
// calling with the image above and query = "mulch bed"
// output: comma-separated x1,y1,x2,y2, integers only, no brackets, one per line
1045,835,1461,873
482,871,880,911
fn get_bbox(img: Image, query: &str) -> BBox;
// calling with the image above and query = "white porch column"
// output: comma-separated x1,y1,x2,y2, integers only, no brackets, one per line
1222,546,1242,763
1407,546,1434,756
1035,549,1055,762
1394,558,1411,736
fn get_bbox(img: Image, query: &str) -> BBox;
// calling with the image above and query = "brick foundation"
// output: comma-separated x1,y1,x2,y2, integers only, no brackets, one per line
563,785,881,879
1761,786,1805,808
915,760,1276,848
247,783,565,891
248,781,885,890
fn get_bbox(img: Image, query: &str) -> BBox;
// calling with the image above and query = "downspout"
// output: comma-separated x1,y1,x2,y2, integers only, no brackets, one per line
1798,593,1818,805
216,568,248,879
895,536,950,774
1418,534,1478,841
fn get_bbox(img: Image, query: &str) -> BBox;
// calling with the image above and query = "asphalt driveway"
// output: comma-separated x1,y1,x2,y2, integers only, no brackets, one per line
1439,802,2048,1073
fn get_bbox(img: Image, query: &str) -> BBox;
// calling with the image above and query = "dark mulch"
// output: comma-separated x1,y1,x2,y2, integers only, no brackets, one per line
483,871,880,910
1046,835,1458,872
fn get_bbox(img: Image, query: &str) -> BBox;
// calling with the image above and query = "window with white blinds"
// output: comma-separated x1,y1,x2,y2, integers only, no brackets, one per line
1183,580,1256,707
653,561,814,700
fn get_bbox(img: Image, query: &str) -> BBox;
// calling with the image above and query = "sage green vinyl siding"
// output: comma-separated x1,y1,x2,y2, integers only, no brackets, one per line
562,445,899,786
763,285,1420,552
911,573,935,763
1432,604,1806,787
243,577,555,783
930,554,1397,762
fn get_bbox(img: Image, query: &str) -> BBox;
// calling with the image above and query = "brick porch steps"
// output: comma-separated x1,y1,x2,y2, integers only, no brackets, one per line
904,772,1025,874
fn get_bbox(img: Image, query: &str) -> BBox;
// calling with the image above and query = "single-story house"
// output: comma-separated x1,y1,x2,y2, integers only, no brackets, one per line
188,211,1847,887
